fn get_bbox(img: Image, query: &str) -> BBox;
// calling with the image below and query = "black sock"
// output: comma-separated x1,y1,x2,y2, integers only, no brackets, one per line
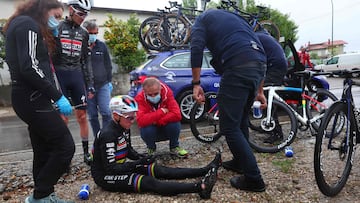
82,141,89,154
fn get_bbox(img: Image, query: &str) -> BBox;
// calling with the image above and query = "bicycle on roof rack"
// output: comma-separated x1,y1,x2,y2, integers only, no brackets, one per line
218,0,280,41
139,1,208,52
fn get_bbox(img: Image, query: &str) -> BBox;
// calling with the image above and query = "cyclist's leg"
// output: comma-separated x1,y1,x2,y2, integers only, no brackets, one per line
137,164,217,197
69,70,91,163
54,69,71,124
94,171,201,196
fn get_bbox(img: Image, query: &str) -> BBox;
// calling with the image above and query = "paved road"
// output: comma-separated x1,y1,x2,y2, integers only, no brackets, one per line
0,77,359,153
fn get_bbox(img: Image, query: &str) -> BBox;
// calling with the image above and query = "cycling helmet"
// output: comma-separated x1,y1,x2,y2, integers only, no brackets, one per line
109,95,138,114
68,0,91,11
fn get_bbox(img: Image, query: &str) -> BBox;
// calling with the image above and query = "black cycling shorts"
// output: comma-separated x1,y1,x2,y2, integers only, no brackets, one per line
56,69,87,110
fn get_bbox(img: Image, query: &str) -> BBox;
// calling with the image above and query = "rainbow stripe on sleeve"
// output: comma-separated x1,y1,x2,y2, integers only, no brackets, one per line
133,174,144,192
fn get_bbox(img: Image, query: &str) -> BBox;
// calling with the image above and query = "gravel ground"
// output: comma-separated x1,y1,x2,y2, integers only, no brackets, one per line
1,130,360,203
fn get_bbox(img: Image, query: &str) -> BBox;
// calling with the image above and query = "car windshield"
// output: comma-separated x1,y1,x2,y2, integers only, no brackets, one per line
326,57,339,65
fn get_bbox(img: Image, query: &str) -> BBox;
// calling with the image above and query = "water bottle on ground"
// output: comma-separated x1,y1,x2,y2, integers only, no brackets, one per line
252,101,262,118
78,184,90,200
284,146,294,157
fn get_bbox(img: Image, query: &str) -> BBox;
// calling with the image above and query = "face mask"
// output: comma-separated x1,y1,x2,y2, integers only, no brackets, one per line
89,34,97,44
48,15,59,30
146,93,161,104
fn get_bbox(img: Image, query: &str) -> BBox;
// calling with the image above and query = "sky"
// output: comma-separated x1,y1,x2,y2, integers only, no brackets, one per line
83,0,360,52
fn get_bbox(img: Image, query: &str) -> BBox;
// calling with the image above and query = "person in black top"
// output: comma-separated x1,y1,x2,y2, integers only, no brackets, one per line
4,0,75,202
83,20,113,137
91,95,221,199
191,9,266,192
53,0,94,165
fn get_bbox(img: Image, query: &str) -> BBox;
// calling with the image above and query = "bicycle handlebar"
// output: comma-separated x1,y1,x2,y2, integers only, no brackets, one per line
293,70,332,79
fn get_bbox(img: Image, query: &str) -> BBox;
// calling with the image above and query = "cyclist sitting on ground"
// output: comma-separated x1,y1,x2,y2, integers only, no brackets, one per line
90,95,221,199
255,29,288,144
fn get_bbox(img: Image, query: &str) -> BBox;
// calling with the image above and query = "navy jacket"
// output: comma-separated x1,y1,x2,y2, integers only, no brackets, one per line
191,9,266,74
256,31,287,84
90,40,113,90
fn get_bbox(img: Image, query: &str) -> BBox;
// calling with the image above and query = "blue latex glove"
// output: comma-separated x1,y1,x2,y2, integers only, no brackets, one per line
108,82,113,93
55,95,72,116
52,29,59,37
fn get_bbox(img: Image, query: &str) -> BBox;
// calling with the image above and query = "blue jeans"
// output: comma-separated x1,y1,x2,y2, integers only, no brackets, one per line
140,122,181,150
88,84,112,136
218,62,266,181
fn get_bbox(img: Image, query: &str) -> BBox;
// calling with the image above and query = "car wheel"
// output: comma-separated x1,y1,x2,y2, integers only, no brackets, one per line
351,68,360,78
177,90,205,123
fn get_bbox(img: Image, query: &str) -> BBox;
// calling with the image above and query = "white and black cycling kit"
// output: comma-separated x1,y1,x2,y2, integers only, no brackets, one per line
52,18,94,109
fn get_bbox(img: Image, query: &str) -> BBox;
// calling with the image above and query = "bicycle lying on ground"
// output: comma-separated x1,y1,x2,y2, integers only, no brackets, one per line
314,69,360,197
189,70,337,153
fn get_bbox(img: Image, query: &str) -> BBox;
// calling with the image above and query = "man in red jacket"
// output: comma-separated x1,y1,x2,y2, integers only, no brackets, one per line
298,46,313,69
135,78,188,157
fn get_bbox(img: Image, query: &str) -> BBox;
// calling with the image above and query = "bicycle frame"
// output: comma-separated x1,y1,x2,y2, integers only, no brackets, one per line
328,77,360,148
264,86,327,129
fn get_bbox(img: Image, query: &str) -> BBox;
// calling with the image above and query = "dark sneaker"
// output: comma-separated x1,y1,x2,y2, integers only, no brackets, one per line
206,152,222,171
230,175,265,192
25,193,75,203
84,152,93,166
222,159,243,174
199,167,218,199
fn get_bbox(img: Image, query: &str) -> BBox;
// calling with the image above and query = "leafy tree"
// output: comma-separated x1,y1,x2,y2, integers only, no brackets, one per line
205,1,219,9
310,52,319,60
182,0,197,8
241,0,298,43
103,14,146,73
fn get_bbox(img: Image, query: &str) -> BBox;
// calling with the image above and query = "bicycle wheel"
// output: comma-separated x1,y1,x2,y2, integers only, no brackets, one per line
306,88,338,131
256,20,280,41
138,16,167,51
314,101,354,197
248,99,297,153
157,13,191,48
189,92,221,143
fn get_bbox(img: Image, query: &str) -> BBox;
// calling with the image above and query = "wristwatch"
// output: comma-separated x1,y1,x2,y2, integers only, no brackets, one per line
191,80,201,86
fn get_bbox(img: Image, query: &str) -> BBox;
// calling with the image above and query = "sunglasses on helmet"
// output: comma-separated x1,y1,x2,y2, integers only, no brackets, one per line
71,6,89,18
119,114,136,121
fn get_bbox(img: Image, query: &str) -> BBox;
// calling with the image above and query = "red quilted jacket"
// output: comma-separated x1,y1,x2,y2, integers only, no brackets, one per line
135,83,182,128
